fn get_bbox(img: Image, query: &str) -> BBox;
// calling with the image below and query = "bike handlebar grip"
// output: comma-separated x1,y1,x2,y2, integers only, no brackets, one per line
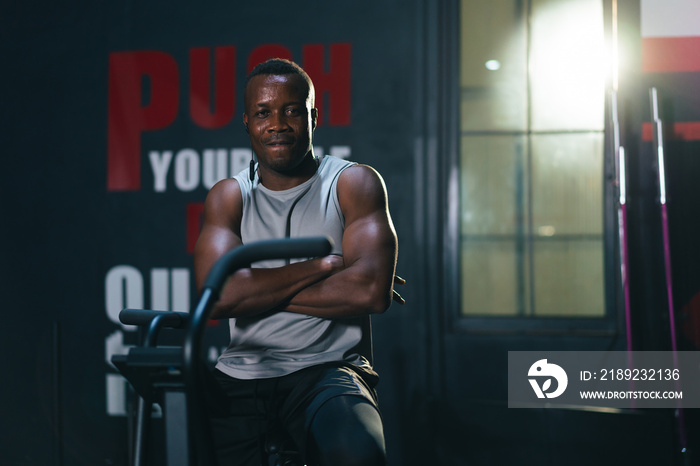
119,309,191,328
202,236,334,295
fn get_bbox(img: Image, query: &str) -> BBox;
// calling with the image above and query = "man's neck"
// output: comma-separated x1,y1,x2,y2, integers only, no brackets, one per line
258,153,319,191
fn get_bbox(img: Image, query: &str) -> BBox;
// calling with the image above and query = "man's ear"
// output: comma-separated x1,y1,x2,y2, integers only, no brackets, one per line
311,108,318,130
243,113,249,133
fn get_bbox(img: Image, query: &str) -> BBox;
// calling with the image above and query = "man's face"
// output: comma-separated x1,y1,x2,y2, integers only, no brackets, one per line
243,74,317,175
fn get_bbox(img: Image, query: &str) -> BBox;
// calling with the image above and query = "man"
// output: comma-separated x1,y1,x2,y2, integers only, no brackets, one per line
194,58,402,465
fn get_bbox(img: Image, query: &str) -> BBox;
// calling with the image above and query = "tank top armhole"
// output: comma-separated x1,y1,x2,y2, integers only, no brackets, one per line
232,171,252,210
329,159,357,226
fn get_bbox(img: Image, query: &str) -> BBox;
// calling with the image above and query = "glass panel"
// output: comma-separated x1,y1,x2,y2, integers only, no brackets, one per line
533,239,605,317
461,240,526,316
529,132,605,317
458,0,608,320
460,135,529,317
460,135,526,236
460,0,527,132
530,133,604,236
529,0,606,131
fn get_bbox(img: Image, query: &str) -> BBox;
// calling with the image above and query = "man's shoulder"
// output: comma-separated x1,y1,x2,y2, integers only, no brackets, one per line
336,163,388,216
337,163,384,189
210,177,242,197
205,177,243,217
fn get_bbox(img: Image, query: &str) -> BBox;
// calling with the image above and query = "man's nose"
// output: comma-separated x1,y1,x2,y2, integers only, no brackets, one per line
267,111,290,132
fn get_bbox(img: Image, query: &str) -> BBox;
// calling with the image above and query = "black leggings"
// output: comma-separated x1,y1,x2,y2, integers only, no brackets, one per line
210,364,387,466
307,395,387,466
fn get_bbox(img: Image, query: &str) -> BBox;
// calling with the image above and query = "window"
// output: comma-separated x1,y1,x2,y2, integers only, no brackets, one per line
459,0,609,318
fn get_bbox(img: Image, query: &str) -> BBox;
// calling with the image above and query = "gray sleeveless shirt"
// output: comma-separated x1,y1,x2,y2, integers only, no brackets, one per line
215,155,373,379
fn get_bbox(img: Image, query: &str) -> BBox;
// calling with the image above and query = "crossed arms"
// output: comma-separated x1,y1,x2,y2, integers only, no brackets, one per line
193,164,401,319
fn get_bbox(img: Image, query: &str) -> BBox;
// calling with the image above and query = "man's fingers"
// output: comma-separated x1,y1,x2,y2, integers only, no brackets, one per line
392,275,406,304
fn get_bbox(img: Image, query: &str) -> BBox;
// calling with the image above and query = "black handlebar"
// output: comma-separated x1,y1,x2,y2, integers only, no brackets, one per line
119,309,190,328
183,236,333,466
202,236,334,295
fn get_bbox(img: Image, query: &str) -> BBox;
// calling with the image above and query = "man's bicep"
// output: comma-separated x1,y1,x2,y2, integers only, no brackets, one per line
194,225,242,290
338,166,398,275
342,212,397,274
193,179,243,291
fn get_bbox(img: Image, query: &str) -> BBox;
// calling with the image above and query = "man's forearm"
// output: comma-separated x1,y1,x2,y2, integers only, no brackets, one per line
283,265,394,318
209,256,341,319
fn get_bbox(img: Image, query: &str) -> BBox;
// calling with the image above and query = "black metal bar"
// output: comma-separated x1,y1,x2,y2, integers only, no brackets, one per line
133,395,150,466
120,310,191,466
120,309,190,329
650,87,690,465
183,236,332,466
52,320,63,466
201,236,333,294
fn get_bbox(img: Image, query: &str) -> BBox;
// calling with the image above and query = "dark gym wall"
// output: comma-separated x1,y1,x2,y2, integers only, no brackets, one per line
2,2,417,465
5,1,700,465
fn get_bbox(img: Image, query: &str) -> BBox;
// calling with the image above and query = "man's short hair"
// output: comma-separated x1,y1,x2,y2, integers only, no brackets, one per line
245,58,315,105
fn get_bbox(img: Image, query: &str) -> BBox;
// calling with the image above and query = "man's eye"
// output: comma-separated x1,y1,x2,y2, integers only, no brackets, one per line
286,108,301,116
256,110,269,117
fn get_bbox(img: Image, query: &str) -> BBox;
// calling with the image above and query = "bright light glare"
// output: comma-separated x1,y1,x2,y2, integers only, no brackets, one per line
538,225,556,236
485,59,501,71
529,0,606,130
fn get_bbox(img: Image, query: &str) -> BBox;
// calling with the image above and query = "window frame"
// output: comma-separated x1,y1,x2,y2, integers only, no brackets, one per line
444,0,621,335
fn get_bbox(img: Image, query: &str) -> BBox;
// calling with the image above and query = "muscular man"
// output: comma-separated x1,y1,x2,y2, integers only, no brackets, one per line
194,58,402,465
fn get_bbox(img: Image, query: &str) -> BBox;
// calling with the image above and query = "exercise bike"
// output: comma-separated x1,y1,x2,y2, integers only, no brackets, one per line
112,236,333,466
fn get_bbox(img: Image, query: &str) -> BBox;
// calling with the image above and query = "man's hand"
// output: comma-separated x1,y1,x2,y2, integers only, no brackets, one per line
321,254,345,273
